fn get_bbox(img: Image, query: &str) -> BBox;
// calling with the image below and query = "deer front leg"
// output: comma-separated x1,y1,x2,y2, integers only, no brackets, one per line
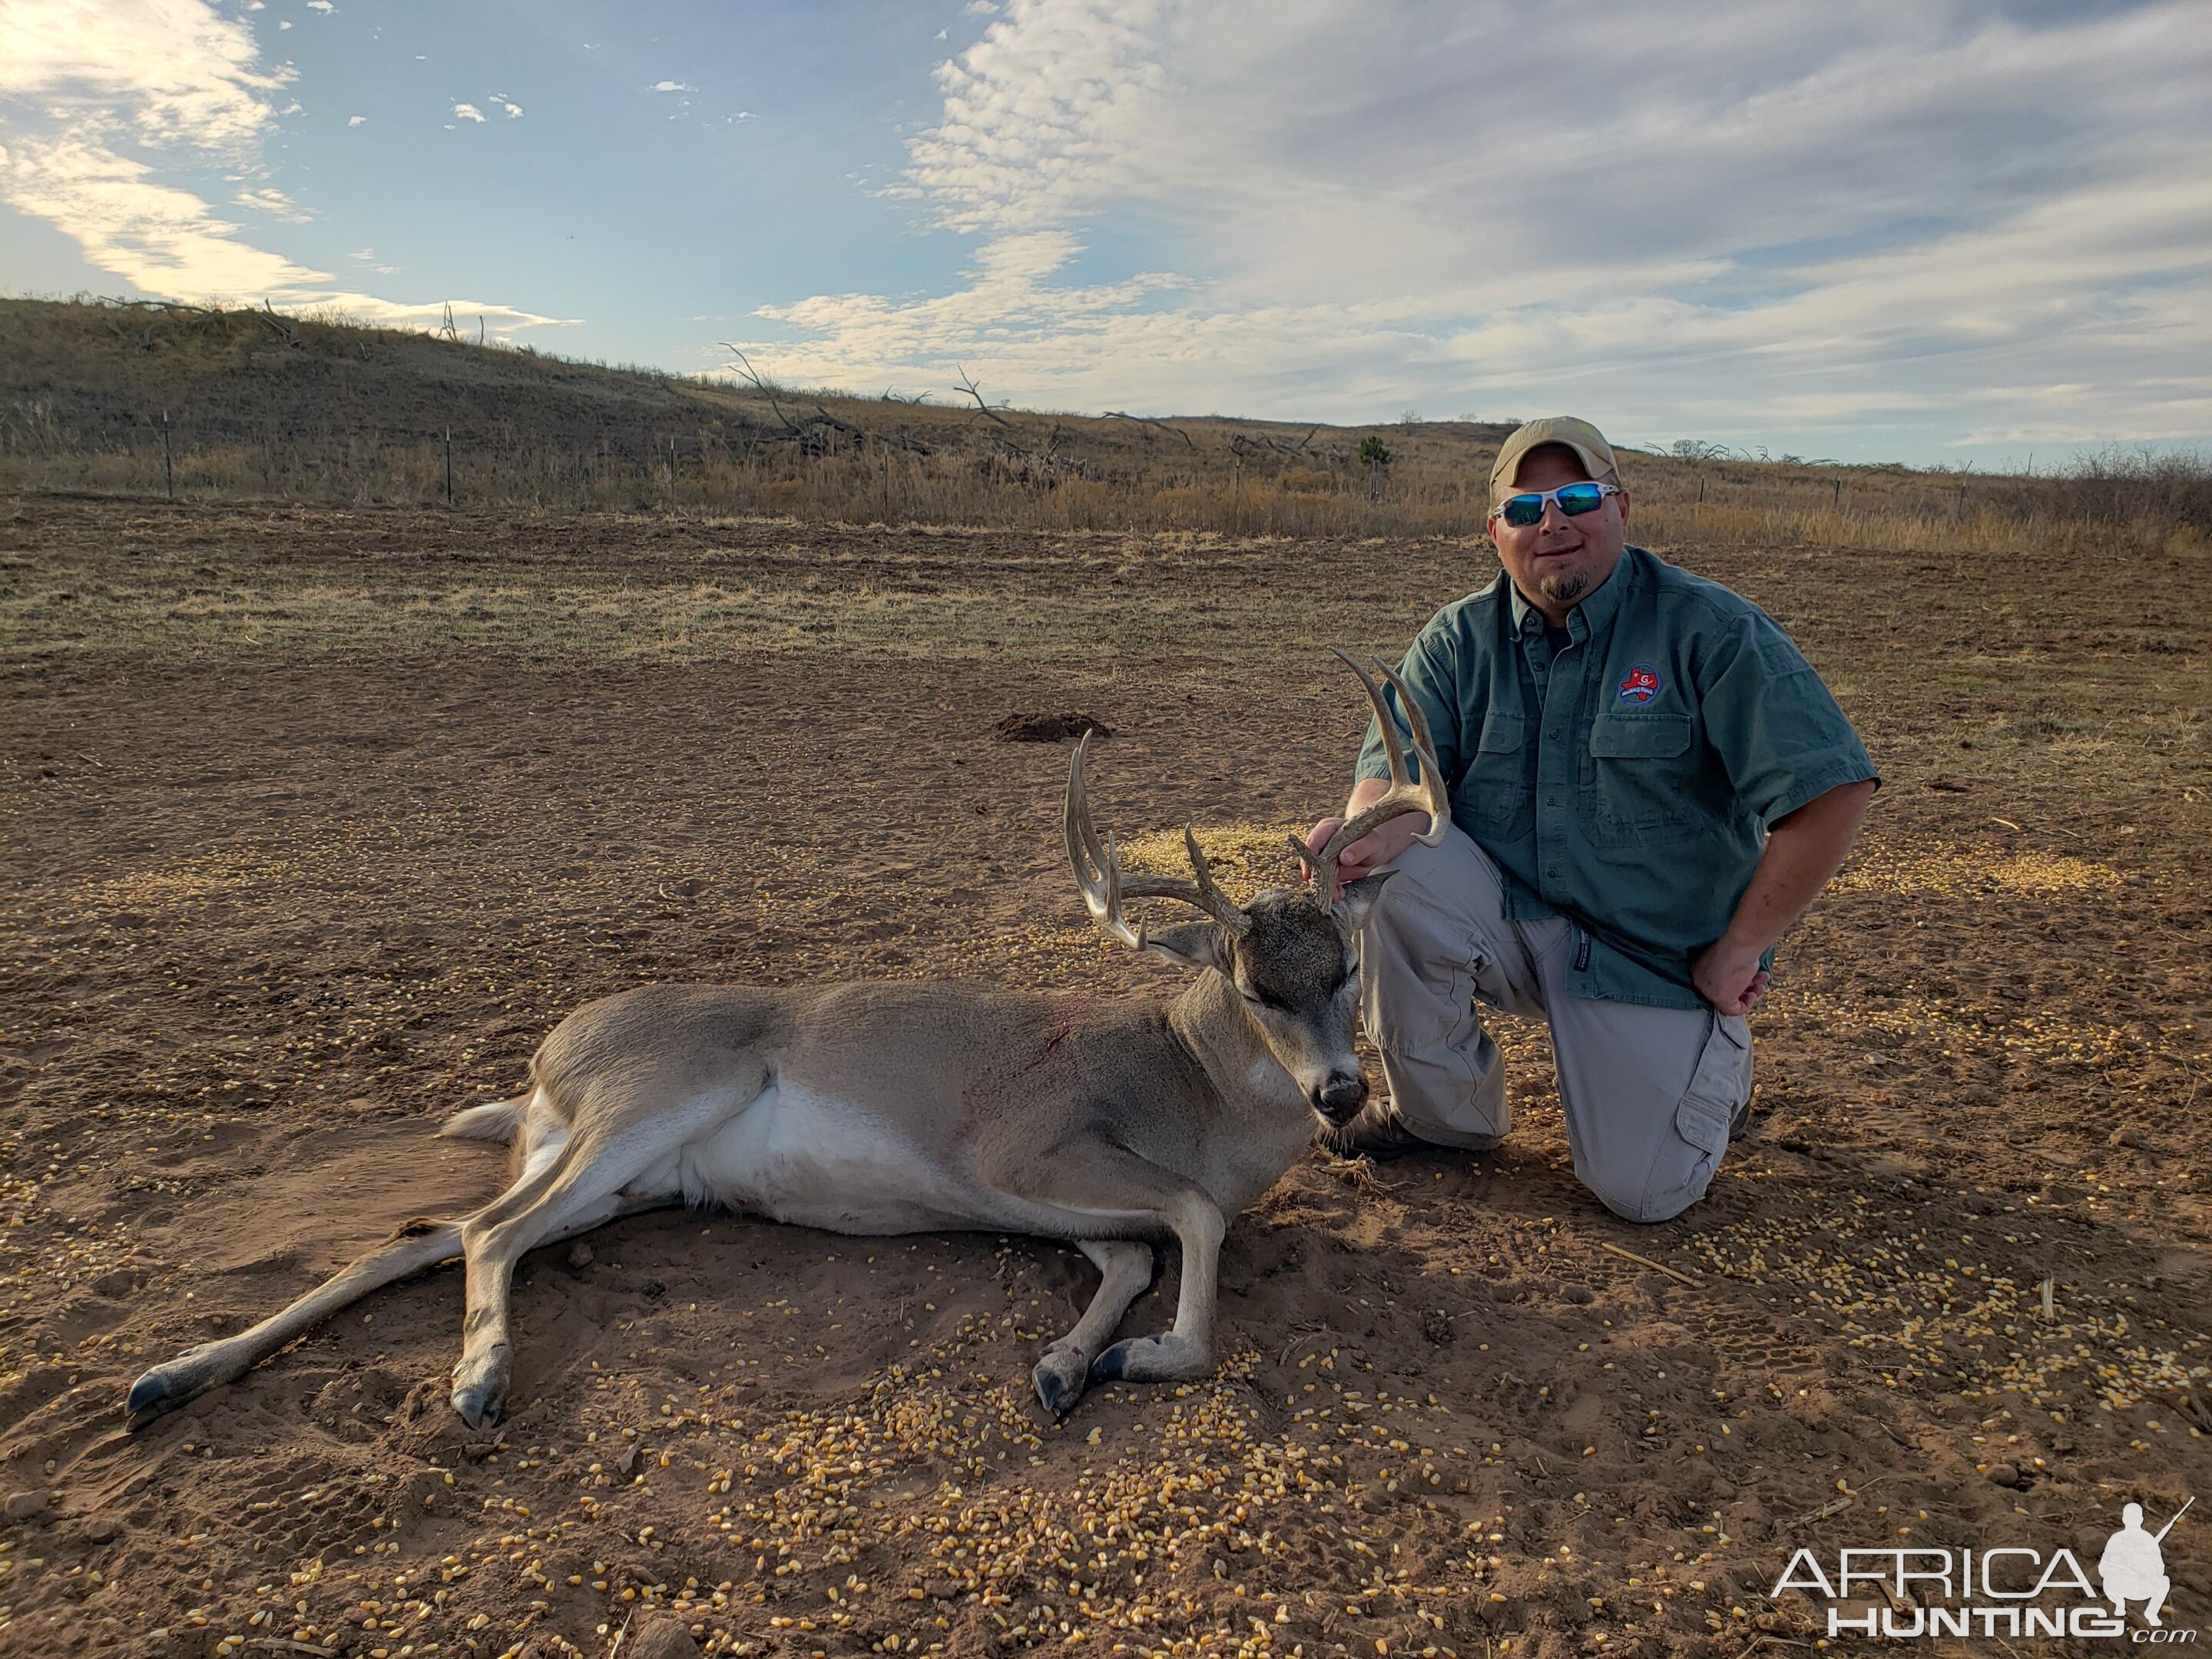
982,1139,1227,1414
1032,1239,1154,1416
1084,1187,1224,1388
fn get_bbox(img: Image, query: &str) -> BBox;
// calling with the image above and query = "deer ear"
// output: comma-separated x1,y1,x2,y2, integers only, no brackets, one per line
1333,871,1395,932
1142,922,1230,973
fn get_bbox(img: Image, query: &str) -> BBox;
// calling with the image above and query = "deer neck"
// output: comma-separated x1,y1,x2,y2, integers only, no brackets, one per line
1165,972,1308,1122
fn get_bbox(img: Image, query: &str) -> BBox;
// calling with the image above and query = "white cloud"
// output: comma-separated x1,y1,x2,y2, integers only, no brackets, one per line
651,80,691,92
452,101,485,123
346,113,364,125
310,295,571,332
233,184,310,221
498,101,523,118
0,0,285,150
306,0,334,12
0,0,568,334
738,0,2212,455
1,131,329,293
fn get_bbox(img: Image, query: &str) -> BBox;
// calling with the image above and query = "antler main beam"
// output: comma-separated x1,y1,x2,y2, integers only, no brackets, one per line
1066,734,1250,952
1302,651,1452,899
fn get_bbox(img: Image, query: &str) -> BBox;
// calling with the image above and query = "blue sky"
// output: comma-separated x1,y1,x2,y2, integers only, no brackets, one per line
3,0,2208,468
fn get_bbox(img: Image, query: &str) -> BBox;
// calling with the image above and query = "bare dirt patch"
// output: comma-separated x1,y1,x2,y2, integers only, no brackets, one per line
0,499,2207,1658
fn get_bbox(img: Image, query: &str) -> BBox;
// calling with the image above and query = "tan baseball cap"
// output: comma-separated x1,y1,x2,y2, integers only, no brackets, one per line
1489,416,1621,500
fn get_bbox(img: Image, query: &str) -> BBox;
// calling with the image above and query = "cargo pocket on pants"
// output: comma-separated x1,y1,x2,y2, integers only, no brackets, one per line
1641,1015,1750,1221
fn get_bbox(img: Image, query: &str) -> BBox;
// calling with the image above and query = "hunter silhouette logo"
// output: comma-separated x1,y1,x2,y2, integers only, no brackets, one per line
2101,1498,2191,1628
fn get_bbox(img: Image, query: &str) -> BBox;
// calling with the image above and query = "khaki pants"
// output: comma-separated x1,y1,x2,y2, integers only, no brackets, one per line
1359,826,1751,1224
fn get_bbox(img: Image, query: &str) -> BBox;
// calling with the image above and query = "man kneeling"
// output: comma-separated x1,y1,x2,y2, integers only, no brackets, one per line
1306,417,1878,1223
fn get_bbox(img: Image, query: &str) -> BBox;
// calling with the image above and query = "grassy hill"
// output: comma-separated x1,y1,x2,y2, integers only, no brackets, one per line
2,296,2202,551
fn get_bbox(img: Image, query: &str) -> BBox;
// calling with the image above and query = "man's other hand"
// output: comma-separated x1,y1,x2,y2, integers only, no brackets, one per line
1303,813,1427,899
1692,936,1770,1016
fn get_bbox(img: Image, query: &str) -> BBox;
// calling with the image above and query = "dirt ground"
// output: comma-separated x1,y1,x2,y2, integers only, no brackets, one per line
1,499,2207,1659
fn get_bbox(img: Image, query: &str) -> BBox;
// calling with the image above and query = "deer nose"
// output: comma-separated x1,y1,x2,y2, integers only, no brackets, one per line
1314,1073,1368,1122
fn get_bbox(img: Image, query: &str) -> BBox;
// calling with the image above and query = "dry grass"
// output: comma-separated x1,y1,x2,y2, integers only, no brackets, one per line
6,297,2207,558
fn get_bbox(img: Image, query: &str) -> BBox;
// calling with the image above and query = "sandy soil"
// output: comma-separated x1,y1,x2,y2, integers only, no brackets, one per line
1,501,2207,1659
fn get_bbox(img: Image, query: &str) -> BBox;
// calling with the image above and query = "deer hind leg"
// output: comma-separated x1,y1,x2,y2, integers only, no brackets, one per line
445,1130,640,1429
445,1077,762,1427
1031,1239,1155,1416
125,1217,464,1431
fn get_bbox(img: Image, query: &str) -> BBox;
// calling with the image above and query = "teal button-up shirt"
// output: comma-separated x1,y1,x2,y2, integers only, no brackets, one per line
1355,545,1878,1010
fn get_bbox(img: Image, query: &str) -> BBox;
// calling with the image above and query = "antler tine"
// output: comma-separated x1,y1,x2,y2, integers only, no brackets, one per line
1309,651,1453,897
1174,824,1250,934
1065,735,1251,950
1334,650,1410,789
1111,830,1253,933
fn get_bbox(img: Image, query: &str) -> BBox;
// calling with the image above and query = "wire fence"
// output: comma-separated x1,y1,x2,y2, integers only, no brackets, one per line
4,400,2207,554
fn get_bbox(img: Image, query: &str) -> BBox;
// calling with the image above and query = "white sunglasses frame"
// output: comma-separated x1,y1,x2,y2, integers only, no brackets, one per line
1490,480,1621,526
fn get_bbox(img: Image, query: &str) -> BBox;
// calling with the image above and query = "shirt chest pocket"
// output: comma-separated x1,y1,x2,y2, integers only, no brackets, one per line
1456,710,1532,832
1582,713,1698,843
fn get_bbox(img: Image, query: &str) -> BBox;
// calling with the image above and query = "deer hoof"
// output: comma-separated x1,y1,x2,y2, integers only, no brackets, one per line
1087,1336,1154,1385
1031,1346,1089,1416
451,1350,509,1429
124,1367,187,1431
1088,1333,1204,1386
451,1379,505,1429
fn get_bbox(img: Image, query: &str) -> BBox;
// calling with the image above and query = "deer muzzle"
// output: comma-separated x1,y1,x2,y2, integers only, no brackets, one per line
1312,1071,1369,1124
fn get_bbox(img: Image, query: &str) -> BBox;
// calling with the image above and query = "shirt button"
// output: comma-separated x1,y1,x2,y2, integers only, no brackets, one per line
1545,796,1558,806
1545,866,1560,878
1547,730,1561,741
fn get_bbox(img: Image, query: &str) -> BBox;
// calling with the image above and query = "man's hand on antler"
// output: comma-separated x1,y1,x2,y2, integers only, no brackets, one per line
1303,778,1429,899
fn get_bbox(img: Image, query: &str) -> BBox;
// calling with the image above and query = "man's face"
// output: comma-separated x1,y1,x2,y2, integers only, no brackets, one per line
1489,445,1630,618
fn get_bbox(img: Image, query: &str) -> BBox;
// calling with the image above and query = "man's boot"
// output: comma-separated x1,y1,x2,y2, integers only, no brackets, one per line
1333,1100,1444,1161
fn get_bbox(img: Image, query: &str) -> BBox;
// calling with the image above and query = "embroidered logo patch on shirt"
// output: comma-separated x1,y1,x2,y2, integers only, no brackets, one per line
1618,663,1664,704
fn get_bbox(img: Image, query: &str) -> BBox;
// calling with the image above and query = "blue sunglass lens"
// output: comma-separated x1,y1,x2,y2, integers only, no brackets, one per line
1500,483,1608,527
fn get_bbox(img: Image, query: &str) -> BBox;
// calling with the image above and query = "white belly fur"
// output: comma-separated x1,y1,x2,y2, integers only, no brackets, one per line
626,1082,995,1234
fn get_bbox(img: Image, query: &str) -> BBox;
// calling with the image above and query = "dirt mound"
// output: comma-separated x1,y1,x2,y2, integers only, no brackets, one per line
992,710,1114,743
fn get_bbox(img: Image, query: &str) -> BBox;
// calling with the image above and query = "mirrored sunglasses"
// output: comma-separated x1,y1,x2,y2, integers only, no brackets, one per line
1495,480,1620,528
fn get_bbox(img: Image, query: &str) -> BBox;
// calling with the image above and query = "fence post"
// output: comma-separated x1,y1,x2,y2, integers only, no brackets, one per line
1833,476,1841,510
445,426,454,505
667,438,677,513
161,409,174,502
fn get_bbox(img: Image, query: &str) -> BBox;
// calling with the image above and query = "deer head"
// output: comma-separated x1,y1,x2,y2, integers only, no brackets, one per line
1065,653,1449,1125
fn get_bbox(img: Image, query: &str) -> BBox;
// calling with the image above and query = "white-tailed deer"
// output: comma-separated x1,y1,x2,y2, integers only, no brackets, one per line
126,654,1448,1429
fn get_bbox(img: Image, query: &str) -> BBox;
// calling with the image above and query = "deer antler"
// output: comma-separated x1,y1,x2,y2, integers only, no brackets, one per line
1299,651,1452,899
1066,734,1251,952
